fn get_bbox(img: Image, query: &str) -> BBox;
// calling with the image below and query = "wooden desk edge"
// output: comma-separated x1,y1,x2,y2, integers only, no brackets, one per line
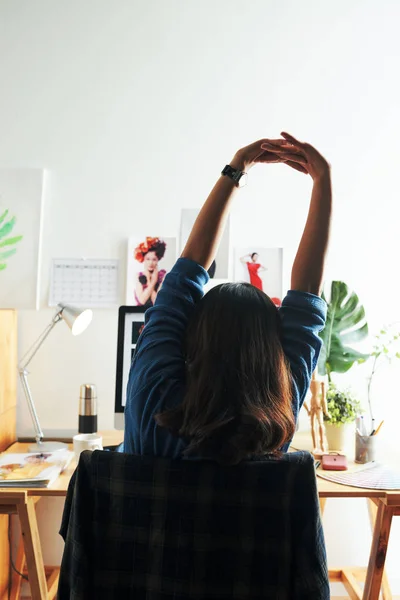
0,430,124,497
1,432,399,504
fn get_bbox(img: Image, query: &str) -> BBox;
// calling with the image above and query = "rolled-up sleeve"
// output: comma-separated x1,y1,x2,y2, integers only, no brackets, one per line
279,290,327,411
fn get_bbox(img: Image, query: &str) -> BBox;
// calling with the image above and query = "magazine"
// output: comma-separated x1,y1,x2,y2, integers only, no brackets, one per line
0,450,73,488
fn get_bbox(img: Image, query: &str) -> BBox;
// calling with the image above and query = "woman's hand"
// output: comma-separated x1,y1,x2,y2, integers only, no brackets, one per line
231,138,309,174
148,268,159,288
261,132,330,182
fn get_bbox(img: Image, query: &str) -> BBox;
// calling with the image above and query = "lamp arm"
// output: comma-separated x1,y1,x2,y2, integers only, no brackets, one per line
19,368,44,445
18,309,63,445
19,311,62,370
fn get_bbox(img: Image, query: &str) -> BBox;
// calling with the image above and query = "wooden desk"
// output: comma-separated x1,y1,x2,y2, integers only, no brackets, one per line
292,430,399,599
317,477,395,600
1,431,399,600
0,430,123,600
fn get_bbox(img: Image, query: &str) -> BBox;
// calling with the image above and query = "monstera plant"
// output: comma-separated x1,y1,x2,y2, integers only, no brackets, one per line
0,209,23,270
318,281,370,381
317,281,369,448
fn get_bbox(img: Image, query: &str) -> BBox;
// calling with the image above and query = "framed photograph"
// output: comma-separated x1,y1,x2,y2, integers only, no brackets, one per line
180,209,230,279
114,306,146,417
234,247,283,306
125,236,177,307
0,168,45,309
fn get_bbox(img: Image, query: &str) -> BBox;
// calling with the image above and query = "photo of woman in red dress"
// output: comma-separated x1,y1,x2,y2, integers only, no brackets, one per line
240,253,267,291
236,248,282,307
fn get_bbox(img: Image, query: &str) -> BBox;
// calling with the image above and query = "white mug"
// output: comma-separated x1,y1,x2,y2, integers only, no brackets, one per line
73,433,103,463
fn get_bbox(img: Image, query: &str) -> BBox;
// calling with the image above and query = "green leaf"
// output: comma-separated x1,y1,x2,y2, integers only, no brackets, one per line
0,209,9,227
0,235,23,249
0,248,17,260
0,216,16,241
318,281,369,376
0,212,22,269
323,383,362,424
341,322,369,345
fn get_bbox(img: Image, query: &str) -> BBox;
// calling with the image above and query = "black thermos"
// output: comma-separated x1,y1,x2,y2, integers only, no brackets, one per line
79,384,98,433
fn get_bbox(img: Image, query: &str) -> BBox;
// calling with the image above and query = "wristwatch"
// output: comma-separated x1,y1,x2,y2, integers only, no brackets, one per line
221,164,248,188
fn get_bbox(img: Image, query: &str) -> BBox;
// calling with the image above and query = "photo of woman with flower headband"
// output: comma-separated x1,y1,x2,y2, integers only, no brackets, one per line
126,236,177,307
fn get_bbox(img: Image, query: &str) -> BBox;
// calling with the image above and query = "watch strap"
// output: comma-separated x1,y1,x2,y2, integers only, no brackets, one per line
221,164,245,185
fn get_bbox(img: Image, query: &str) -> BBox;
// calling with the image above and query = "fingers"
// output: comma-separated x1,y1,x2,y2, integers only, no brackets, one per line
260,144,308,166
262,138,292,146
261,141,303,155
280,132,304,148
255,150,282,163
277,152,308,165
251,138,297,153
255,149,308,166
255,152,309,174
284,160,308,174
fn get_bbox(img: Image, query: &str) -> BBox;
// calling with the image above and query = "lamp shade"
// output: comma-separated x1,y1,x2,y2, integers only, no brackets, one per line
59,305,93,336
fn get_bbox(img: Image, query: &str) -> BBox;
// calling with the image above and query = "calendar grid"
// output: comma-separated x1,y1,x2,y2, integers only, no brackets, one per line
49,259,120,307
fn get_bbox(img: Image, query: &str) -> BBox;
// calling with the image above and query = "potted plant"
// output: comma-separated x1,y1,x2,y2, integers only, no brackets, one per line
317,281,369,450
323,384,362,450
365,324,400,432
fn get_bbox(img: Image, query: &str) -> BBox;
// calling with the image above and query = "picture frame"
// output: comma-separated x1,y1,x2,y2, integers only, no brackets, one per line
125,236,177,306
114,306,146,419
233,247,283,306
0,168,45,309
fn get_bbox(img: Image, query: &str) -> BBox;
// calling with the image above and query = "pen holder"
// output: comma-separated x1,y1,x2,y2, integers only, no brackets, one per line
355,432,376,464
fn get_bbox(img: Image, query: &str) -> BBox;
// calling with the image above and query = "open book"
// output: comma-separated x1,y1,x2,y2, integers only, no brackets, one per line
0,450,73,488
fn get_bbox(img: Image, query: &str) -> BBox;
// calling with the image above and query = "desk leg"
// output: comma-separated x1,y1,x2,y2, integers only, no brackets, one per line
367,499,392,600
319,497,327,517
17,497,48,600
10,537,26,600
363,501,394,600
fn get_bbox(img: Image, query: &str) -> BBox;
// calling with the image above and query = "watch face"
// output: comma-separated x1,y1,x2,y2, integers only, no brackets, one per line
238,172,248,188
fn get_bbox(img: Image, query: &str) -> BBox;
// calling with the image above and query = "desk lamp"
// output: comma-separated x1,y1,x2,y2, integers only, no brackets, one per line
18,304,93,452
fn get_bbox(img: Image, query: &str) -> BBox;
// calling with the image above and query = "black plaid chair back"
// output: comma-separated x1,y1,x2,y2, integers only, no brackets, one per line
59,450,329,599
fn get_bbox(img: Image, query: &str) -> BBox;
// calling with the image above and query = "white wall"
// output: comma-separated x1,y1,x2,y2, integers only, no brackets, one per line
1,0,400,593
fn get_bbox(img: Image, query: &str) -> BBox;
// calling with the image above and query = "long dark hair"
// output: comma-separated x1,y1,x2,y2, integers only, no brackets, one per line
155,282,295,465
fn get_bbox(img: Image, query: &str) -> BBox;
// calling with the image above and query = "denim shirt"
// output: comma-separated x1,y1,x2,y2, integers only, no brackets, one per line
124,258,327,457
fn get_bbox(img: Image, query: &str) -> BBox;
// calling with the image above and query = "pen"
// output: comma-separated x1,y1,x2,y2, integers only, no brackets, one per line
360,416,367,436
372,420,384,436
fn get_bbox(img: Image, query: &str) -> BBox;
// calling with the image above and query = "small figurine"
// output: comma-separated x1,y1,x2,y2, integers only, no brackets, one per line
303,372,330,454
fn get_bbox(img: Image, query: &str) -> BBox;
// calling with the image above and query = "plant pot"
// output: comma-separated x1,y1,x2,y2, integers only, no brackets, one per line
325,422,354,452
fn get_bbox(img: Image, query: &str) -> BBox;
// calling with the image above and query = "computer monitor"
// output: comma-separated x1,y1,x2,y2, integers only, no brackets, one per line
114,306,146,430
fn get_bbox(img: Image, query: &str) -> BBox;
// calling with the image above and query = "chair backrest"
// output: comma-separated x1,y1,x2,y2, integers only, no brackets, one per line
59,450,329,600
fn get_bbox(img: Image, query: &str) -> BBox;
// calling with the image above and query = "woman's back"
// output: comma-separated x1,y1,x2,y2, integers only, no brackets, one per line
124,258,326,463
124,132,331,463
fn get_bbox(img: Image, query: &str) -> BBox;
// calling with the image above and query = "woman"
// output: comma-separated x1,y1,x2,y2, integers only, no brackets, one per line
240,252,282,306
240,252,267,291
133,237,167,308
124,133,331,465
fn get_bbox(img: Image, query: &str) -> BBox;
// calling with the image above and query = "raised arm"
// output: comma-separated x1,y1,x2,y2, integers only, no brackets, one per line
261,133,331,296
240,254,251,264
181,139,308,269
